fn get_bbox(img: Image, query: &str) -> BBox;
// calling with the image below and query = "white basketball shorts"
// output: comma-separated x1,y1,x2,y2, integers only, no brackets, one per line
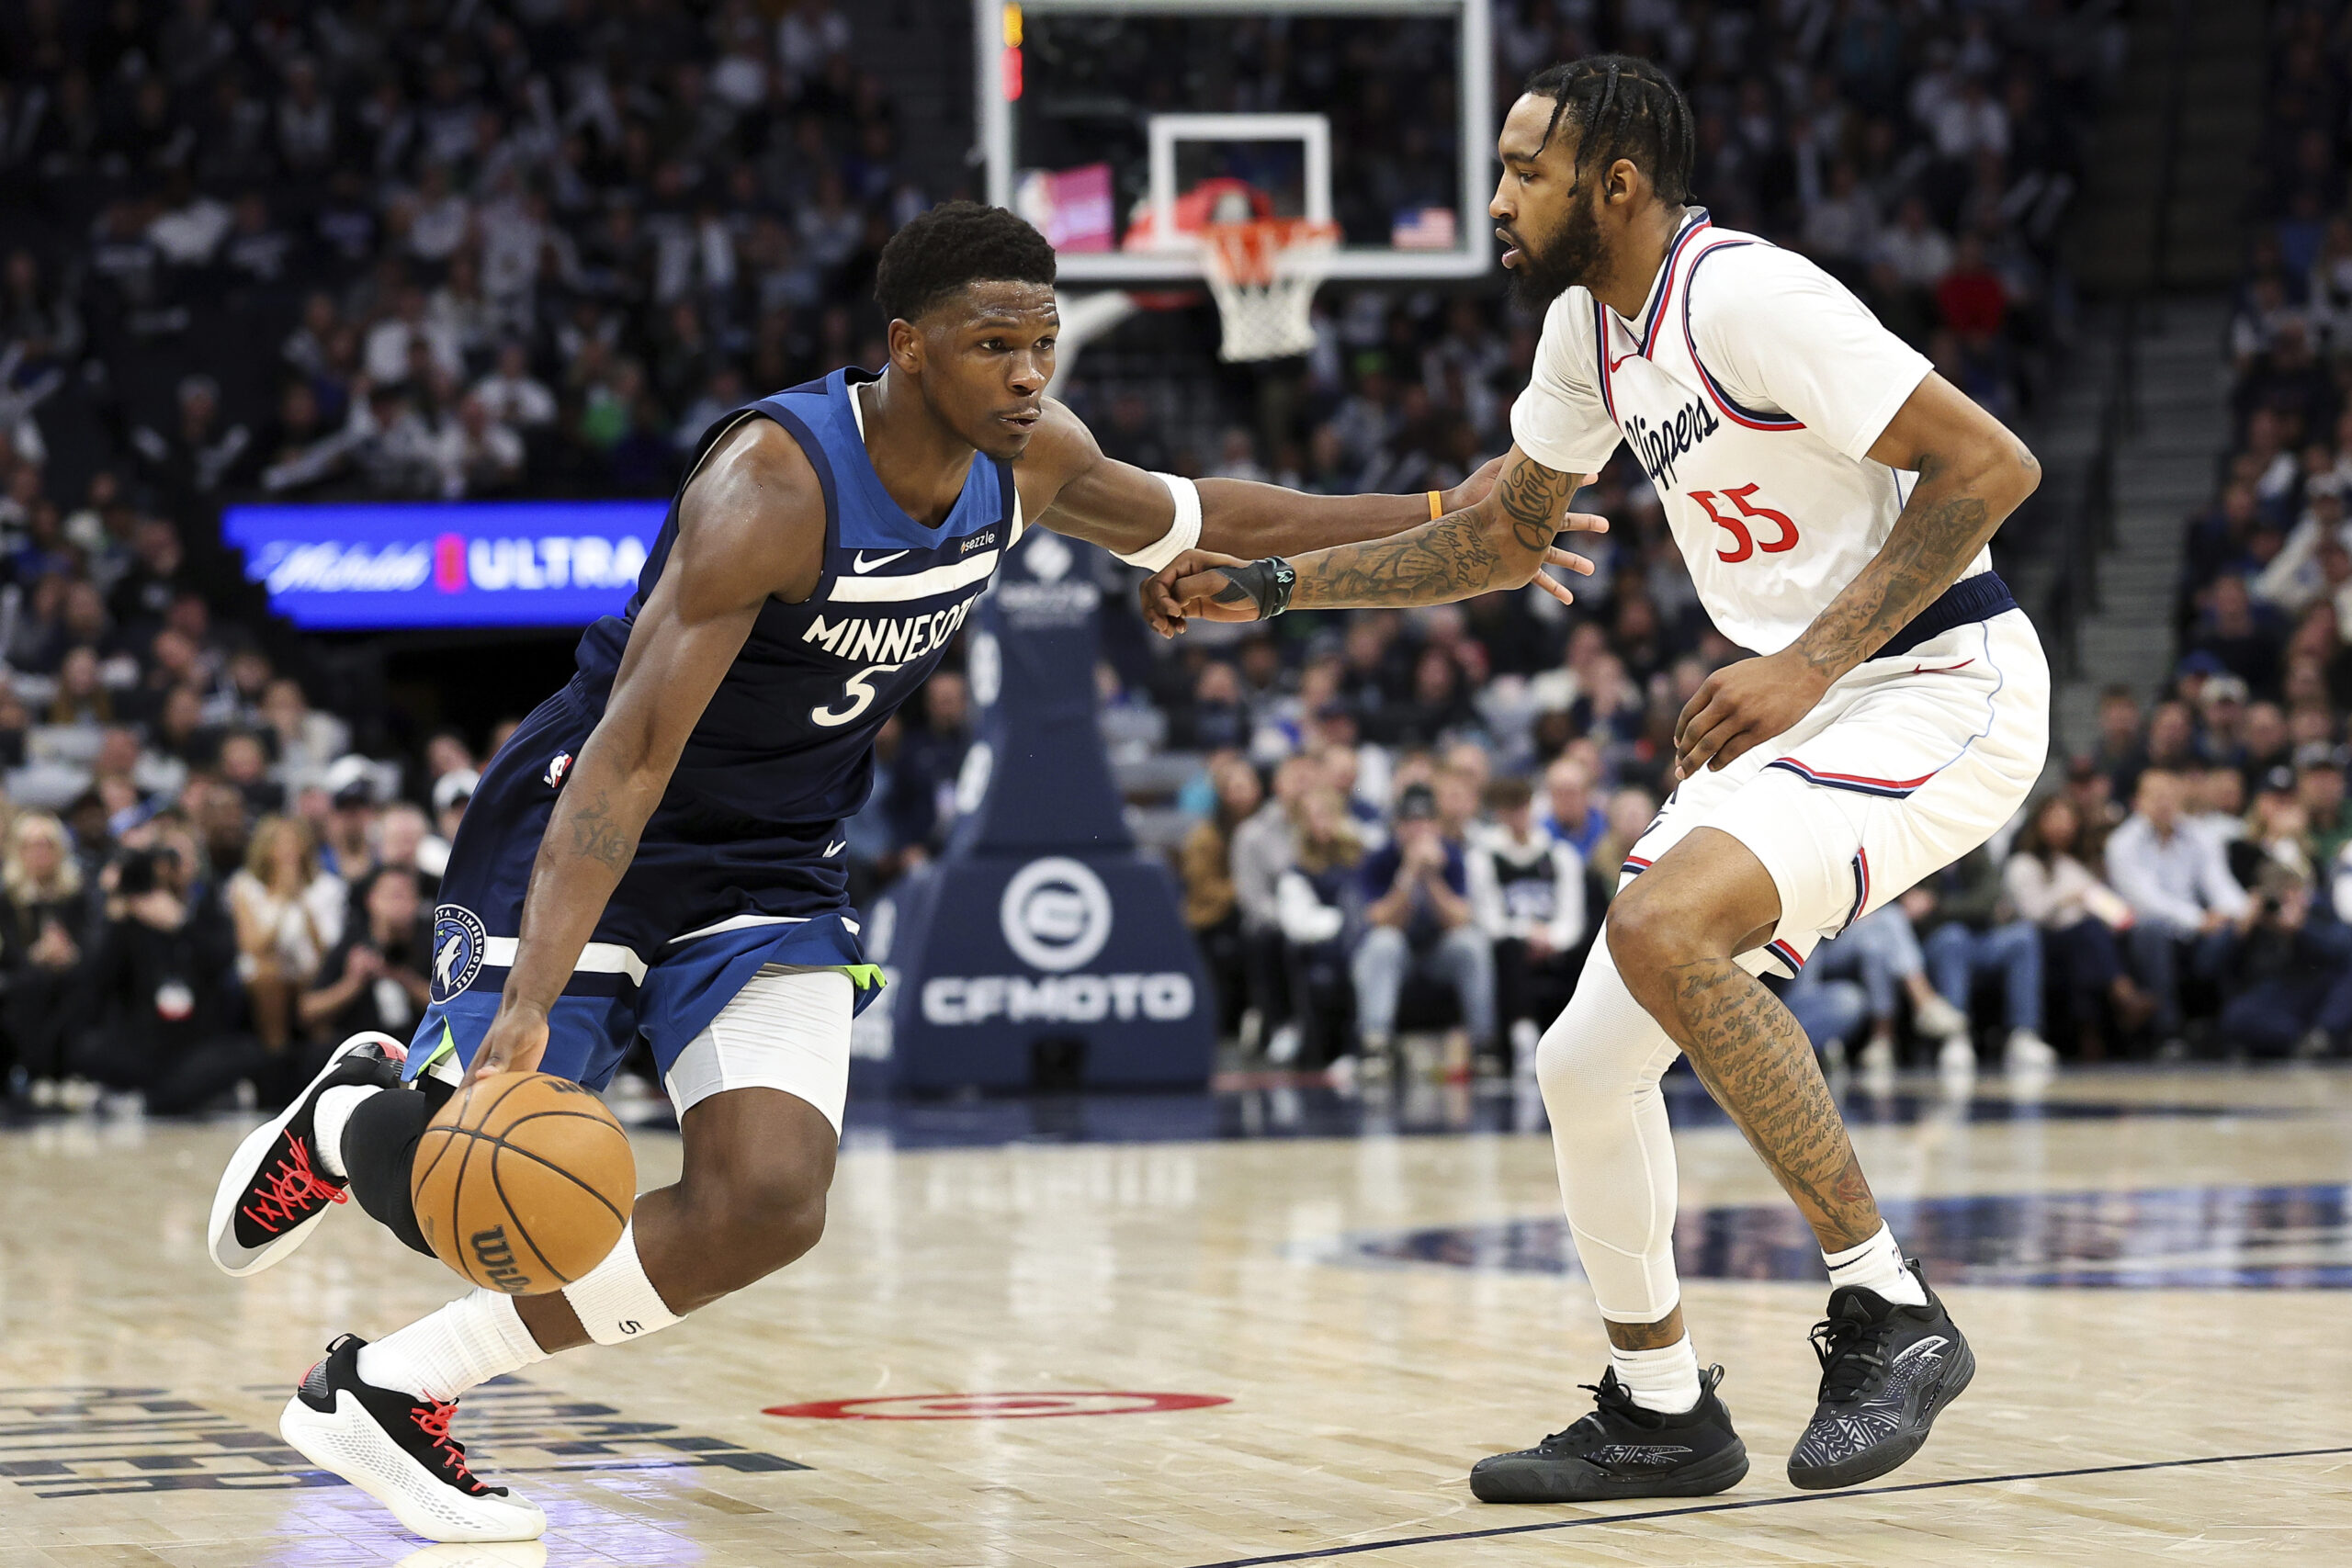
662,966,853,1133
1621,609,2049,976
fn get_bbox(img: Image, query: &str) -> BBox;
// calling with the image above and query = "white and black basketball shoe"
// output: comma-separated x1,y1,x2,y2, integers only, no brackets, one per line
280,1335,546,1543
1469,1365,1749,1503
1786,1259,1976,1490
208,1032,408,1276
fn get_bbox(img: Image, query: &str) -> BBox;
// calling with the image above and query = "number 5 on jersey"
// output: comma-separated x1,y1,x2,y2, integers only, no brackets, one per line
1692,484,1800,563
813,662,905,728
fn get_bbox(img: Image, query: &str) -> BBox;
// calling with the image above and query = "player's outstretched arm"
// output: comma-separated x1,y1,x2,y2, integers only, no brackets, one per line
466,421,823,1084
1018,400,1512,584
1142,446,1605,633
1673,372,2039,778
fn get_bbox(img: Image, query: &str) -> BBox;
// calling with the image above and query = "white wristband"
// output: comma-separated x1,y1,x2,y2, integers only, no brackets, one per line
1116,472,1204,571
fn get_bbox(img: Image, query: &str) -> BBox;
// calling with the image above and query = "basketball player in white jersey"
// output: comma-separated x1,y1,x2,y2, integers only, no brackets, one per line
1149,54,2046,1499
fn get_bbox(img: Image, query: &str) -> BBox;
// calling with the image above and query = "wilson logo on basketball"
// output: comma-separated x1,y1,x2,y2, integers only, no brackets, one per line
469,1226,532,1293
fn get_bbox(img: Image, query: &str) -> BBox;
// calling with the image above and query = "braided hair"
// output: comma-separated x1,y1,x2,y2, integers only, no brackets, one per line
1522,55,1695,206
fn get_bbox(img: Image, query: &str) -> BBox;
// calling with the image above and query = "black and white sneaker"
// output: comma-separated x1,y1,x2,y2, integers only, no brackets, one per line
208,1032,408,1276
1786,1259,1975,1490
280,1335,545,1543
1469,1366,1749,1503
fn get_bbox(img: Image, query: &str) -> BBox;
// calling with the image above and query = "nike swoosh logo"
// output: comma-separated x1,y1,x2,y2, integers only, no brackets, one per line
852,550,910,573
1609,353,1634,371
823,840,846,857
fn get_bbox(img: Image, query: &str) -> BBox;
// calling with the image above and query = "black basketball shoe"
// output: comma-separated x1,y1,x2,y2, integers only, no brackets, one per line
1469,1365,1749,1503
1786,1259,1975,1490
207,1032,408,1276
279,1334,545,1542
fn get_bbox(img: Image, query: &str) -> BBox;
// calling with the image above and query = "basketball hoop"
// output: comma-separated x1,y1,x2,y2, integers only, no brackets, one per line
1197,219,1340,363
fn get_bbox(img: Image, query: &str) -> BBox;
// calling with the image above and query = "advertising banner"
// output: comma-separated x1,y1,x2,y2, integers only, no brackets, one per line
220,500,665,629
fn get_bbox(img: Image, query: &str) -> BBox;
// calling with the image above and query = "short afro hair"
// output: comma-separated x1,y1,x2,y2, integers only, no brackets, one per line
873,202,1057,323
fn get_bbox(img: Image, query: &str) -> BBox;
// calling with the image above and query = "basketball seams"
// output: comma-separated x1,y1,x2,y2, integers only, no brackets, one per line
464,1128,629,1224
408,1076,636,1292
487,1146,572,1287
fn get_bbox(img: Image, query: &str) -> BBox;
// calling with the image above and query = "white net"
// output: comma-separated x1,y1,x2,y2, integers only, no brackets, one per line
1197,220,1340,363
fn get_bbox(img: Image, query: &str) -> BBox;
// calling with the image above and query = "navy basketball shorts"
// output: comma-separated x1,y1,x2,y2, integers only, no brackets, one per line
407,678,882,1131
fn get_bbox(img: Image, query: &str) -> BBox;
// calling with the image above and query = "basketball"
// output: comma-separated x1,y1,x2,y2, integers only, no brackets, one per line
410,1073,636,1296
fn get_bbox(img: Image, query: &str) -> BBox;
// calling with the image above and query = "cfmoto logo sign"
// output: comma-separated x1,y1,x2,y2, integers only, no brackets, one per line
1000,857,1112,972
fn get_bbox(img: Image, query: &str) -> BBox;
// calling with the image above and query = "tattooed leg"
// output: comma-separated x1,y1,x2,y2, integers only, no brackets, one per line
1606,829,1884,1253
1606,1306,1687,1353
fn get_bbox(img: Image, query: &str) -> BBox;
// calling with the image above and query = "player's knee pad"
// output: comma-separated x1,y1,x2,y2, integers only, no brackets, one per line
342,1085,443,1259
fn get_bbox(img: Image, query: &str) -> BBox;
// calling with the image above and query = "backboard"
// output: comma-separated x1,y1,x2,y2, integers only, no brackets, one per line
978,0,1494,285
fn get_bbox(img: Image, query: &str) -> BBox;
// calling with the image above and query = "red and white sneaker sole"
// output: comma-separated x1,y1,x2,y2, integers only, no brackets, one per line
206,1032,408,1278
280,1388,546,1543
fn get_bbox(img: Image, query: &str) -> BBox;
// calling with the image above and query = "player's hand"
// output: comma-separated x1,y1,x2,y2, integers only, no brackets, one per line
464,1003,550,1088
1530,475,1607,610
1141,547,1257,636
1442,454,1510,513
1673,649,1830,778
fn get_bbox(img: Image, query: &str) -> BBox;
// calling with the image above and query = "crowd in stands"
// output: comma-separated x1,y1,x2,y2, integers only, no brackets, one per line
0,0,2164,1111
2032,0,2352,1073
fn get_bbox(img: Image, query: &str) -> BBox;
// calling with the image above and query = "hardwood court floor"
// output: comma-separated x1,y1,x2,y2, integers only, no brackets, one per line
4,1066,2351,1566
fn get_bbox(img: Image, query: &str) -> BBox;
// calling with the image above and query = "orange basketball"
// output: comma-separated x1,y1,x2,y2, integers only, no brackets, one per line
411,1072,636,1295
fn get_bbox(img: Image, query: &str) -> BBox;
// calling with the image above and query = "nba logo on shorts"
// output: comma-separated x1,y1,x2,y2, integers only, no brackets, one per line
544,750,573,789
431,904,490,1003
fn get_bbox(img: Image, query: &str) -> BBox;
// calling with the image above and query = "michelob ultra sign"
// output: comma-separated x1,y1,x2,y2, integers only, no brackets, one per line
221,501,667,629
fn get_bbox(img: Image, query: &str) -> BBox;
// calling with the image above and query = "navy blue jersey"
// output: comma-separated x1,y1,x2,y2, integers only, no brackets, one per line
409,367,1009,1088
571,367,1016,828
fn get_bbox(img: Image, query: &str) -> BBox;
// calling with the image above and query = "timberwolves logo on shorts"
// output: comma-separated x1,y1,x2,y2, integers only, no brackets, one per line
431,904,490,1003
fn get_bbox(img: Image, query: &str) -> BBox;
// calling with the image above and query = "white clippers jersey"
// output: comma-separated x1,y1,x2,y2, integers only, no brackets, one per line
1511,209,1983,656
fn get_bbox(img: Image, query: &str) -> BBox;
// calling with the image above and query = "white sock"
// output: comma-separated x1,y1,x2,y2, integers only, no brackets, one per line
1822,1223,1927,1305
560,1222,684,1346
1609,1333,1702,1416
358,1290,549,1404
309,1085,381,1179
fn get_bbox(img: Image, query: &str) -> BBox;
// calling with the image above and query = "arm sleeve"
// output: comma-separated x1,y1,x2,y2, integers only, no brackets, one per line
1688,243,1933,463
1509,294,1625,476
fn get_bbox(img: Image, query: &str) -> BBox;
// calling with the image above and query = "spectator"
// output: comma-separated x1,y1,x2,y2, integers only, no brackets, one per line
1179,755,1261,1043
1539,754,1607,859
301,864,433,1043
2107,769,2251,1049
2218,867,2352,1058
226,816,344,1050
1921,846,2057,1071
2006,795,2152,1058
1274,784,1364,1070
1232,752,1317,1058
1468,775,1589,1072
1805,901,1973,1075
1351,782,1493,1077
74,842,262,1115
2,811,91,1106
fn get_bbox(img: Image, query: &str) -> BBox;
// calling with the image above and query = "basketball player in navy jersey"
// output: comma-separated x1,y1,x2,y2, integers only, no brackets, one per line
202,202,1607,1543
1153,57,2043,1502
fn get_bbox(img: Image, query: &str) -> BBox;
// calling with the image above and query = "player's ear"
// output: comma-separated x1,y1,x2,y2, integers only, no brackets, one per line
887,316,923,376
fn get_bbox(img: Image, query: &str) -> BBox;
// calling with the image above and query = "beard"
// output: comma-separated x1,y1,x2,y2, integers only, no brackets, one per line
1507,193,1603,309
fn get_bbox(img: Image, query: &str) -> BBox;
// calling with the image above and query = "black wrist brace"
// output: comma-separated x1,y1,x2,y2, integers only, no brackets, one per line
1213,557,1297,620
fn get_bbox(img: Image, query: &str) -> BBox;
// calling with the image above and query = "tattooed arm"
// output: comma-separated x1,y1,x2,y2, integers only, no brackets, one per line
1673,372,2039,777
1147,446,1605,628
465,418,824,1083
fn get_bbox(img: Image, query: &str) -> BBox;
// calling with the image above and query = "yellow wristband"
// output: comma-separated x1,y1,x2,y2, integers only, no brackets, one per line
1428,489,1445,520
